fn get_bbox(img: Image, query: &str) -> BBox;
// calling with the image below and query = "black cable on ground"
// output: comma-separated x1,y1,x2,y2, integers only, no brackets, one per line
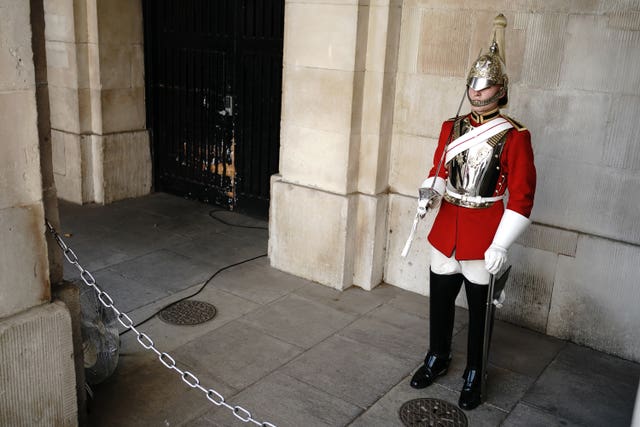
208,209,269,230
120,209,268,336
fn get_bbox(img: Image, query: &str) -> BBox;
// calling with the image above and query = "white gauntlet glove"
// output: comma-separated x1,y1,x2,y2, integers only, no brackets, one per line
484,245,507,275
484,209,531,274
417,177,446,218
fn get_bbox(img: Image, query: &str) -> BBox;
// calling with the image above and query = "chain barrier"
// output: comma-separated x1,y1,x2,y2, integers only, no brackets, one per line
45,220,277,427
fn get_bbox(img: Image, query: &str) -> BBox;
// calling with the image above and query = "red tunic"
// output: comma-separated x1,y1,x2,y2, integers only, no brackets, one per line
427,113,536,260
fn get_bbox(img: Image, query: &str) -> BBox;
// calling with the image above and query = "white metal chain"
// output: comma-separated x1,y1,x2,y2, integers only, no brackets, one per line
45,220,277,427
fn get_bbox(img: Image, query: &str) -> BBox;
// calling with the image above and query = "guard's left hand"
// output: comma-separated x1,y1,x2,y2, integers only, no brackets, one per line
417,187,441,217
484,244,507,274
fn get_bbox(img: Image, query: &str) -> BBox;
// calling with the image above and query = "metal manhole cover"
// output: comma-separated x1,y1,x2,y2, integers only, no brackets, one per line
399,398,468,427
158,300,217,325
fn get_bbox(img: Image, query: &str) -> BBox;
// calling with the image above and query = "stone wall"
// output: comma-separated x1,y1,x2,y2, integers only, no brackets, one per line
46,0,150,204
1,0,50,317
0,0,77,423
269,0,402,290
385,2,640,362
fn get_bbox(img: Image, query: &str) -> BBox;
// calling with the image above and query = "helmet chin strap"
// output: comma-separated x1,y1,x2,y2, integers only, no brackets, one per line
467,86,505,107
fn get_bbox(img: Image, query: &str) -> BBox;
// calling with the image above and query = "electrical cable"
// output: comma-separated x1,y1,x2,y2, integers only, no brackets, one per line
119,209,268,336
208,209,269,230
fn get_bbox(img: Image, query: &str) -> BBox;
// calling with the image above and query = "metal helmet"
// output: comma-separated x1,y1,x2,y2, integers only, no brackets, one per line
467,14,508,91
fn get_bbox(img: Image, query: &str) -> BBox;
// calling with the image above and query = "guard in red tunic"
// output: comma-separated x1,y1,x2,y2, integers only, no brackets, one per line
409,15,536,410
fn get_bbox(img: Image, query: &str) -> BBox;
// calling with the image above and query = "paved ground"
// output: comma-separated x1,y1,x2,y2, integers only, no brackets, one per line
57,193,640,427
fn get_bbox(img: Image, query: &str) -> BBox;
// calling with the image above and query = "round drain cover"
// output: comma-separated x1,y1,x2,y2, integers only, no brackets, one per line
158,300,217,325
399,398,468,427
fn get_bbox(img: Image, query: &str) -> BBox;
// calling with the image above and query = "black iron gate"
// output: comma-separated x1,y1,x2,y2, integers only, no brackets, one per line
143,0,284,216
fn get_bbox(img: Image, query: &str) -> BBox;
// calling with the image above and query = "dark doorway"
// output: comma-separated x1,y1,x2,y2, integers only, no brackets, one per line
143,0,284,217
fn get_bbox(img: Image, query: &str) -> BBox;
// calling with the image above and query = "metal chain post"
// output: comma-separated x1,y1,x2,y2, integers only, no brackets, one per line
45,220,277,427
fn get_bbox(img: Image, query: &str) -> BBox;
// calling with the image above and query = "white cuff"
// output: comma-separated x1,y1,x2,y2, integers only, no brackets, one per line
420,176,446,195
492,209,531,250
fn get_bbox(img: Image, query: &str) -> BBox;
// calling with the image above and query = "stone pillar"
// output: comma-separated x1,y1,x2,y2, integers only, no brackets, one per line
0,0,77,424
31,0,63,284
352,1,401,290
46,0,150,204
269,0,401,290
1,0,50,316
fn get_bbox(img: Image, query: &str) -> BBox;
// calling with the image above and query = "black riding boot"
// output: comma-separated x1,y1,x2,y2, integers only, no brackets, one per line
410,270,463,389
459,279,495,410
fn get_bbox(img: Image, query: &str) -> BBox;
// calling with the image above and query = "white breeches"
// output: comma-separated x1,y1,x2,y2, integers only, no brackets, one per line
430,246,490,285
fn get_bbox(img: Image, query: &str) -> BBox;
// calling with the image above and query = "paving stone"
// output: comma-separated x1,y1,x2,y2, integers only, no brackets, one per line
283,335,416,409
119,192,212,217
523,343,640,427
502,403,582,427
348,381,418,427
210,257,310,305
59,199,196,255
430,348,535,413
61,233,131,274
98,209,170,233
292,281,399,316
452,319,566,378
481,365,534,412
90,268,160,313
154,210,231,238
182,414,225,427
207,208,269,229
369,282,409,300
240,293,357,349
99,227,192,258
59,226,192,270
171,321,303,391
158,208,268,240
350,380,507,427
57,215,116,240
61,201,171,237
338,304,428,361
490,321,566,378
58,200,135,235
169,231,267,270
217,226,270,251
386,288,431,319
108,248,213,292
88,353,219,427
118,286,261,353
194,371,363,427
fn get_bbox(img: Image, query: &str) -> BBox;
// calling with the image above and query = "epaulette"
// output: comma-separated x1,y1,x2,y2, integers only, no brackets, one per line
502,114,527,131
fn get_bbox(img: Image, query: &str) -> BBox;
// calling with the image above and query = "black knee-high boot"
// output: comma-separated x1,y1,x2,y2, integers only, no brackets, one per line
410,270,463,389
459,279,495,410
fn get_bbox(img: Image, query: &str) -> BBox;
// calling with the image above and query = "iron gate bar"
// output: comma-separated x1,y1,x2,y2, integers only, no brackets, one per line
235,0,284,215
144,0,283,215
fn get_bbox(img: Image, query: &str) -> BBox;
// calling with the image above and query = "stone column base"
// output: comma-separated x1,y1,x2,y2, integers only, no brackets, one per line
52,130,151,204
269,178,357,290
268,177,389,291
0,302,77,426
